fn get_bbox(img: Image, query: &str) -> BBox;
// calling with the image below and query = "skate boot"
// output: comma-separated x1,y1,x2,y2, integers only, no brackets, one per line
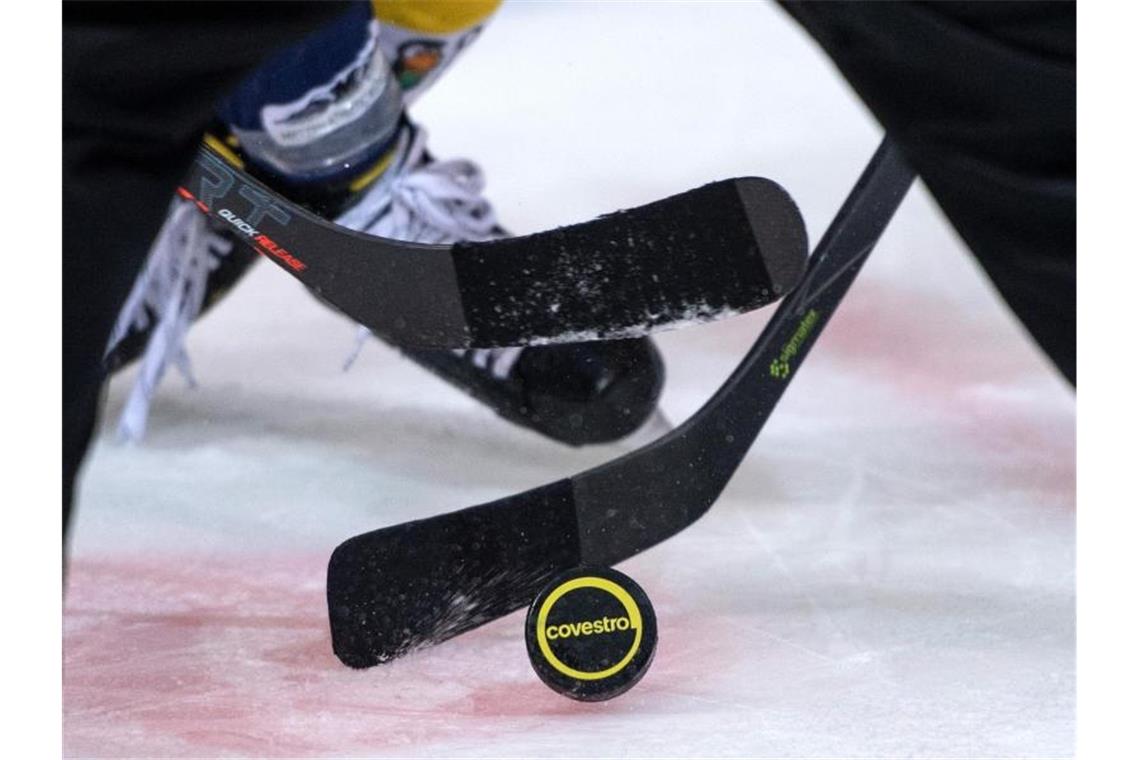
108,121,665,446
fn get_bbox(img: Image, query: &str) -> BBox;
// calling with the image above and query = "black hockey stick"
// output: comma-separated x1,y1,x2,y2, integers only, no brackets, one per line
181,144,808,349
327,137,915,668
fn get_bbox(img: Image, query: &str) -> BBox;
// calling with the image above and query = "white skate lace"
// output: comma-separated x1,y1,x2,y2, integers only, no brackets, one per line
106,200,233,441
337,126,523,380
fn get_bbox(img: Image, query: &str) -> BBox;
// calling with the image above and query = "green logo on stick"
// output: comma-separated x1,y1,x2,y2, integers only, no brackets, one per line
770,308,820,379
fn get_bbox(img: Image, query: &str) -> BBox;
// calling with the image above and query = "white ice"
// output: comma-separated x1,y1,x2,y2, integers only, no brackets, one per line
65,2,1074,757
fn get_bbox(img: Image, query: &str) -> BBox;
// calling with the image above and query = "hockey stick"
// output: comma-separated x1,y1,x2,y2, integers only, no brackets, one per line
181,144,808,349
327,137,915,668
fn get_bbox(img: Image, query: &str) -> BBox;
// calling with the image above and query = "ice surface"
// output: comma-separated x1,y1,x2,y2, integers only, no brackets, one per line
65,2,1074,757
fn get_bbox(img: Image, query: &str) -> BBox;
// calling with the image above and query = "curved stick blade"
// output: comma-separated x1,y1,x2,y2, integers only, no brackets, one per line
328,481,581,667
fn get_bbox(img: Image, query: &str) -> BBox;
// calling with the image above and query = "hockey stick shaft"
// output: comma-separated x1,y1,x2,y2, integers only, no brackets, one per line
574,137,917,562
181,144,808,349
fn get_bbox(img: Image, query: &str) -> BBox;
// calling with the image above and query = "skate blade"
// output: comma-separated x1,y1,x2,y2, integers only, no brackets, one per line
619,408,674,449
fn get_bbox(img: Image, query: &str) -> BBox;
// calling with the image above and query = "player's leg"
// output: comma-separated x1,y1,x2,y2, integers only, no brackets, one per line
63,2,352,538
109,0,665,446
371,0,503,104
782,1,1076,384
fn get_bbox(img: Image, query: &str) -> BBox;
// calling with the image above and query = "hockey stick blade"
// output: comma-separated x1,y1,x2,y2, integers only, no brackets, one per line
327,138,915,668
182,145,808,349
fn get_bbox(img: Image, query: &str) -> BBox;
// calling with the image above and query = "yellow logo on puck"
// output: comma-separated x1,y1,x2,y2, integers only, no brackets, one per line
525,565,657,701
535,576,643,681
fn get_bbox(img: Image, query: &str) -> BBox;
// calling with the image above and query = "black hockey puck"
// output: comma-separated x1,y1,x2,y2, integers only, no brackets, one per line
524,566,657,702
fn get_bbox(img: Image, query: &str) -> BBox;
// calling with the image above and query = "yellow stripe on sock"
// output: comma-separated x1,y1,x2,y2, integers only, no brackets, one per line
372,0,500,34
349,149,397,193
